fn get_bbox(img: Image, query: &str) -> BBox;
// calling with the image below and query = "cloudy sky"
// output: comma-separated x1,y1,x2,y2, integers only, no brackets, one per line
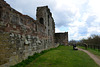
4,0,100,40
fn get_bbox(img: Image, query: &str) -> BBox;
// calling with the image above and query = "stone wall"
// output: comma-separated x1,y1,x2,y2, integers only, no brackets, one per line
55,32,68,45
0,0,58,67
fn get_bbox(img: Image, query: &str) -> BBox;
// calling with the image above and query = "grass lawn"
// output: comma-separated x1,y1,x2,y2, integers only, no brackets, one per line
78,46,100,58
26,46,99,67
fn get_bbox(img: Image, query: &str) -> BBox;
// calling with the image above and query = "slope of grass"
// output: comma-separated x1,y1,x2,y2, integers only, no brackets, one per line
10,47,58,67
78,46,100,57
88,48,100,57
26,46,99,67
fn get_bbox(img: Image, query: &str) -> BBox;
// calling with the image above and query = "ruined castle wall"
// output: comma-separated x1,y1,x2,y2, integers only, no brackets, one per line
36,6,56,48
0,1,38,66
55,32,68,45
0,0,57,67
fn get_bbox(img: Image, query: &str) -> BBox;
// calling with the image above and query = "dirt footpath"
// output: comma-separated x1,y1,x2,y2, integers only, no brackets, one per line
78,48,100,66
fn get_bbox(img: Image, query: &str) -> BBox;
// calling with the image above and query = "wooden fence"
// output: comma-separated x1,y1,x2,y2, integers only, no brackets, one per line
87,45,100,51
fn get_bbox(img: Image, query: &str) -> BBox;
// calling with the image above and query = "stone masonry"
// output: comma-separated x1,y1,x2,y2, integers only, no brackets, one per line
0,0,59,67
55,32,68,45
0,0,68,67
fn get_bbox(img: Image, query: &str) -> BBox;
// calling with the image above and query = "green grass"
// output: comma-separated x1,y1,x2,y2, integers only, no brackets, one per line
25,46,99,67
88,48,100,57
78,46,100,57
10,47,58,67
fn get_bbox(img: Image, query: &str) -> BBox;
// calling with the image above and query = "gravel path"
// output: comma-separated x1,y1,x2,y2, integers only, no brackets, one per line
78,48,100,66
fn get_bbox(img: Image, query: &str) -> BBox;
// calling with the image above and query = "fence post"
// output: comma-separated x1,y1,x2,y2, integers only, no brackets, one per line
98,45,100,51
91,45,93,49
93,45,95,50
91,45,92,49
88,45,89,48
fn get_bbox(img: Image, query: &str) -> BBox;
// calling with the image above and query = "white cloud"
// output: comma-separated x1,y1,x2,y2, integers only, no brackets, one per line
82,13,90,22
69,21,85,27
55,28,61,33
55,28,65,33
88,27,100,34
4,0,100,40
4,0,56,19
88,0,100,21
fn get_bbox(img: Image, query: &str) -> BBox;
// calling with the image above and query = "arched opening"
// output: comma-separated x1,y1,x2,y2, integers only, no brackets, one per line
39,18,44,24
48,15,49,26
0,6,2,18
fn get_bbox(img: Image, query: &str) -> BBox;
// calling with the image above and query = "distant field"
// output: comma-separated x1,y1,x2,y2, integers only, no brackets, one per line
26,46,99,67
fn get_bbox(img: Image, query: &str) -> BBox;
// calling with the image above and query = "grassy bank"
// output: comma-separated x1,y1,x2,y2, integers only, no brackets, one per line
78,46,100,57
11,47,58,67
26,46,99,67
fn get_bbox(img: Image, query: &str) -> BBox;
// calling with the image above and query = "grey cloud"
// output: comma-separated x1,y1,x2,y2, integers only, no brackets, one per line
5,0,75,28
5,0,100,40
54,10,75,28
86,15,97,26
78,27,88,36
4,0,56,19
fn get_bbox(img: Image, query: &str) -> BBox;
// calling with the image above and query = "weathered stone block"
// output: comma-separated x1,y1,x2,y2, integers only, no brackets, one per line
0,0,61,67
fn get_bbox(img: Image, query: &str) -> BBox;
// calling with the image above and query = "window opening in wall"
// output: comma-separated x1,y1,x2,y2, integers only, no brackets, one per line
48,15,49,26
0,6,2,18
0,11,1,18
39,18,44,24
